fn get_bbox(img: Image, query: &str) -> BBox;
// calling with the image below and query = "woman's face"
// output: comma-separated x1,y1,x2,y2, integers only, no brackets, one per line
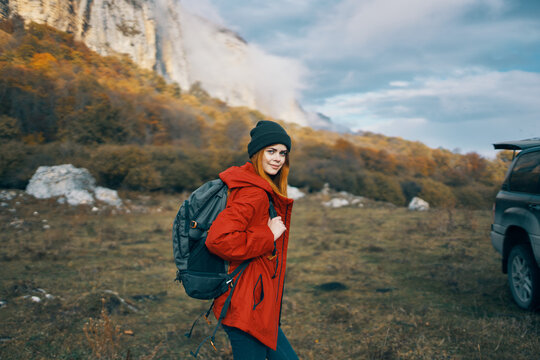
262,144,288,176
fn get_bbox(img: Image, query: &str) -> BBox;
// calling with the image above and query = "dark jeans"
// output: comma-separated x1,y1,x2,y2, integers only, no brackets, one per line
222,325,298,360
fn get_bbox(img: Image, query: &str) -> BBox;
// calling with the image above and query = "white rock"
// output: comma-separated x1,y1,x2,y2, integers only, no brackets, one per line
9,219,23,227
91,207,99,212
408,197,430,211
322,198,350,208
0,190,17,201
287,186,305,200
45,294,55,300
30,296,41,303
26,164,95,200
33,211,39,216
0,300,6,308
95,187,123,207
65,189,94,206
43,224,51,230
26,164,123,207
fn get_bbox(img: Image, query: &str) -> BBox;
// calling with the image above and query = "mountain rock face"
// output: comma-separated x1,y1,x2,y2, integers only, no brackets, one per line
1,0,314,126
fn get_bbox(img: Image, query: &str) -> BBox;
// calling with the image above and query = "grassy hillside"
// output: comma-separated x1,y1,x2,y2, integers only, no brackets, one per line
0,17,511,209
1,190,537,359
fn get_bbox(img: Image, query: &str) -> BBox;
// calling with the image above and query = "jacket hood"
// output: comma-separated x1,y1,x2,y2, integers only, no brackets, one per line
220,162,272,192
219,162,293,205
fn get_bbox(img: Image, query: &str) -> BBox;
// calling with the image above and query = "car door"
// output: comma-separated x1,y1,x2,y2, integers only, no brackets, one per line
512,150,540,262
494,153,533,228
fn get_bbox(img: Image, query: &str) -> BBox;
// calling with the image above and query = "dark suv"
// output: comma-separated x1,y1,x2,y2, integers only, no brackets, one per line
491,138,540,310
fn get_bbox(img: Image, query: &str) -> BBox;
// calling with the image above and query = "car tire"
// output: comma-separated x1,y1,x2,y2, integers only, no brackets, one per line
508,244,540,310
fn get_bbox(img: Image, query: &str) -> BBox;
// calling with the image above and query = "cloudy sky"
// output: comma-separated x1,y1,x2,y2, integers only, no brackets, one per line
182,0,540,157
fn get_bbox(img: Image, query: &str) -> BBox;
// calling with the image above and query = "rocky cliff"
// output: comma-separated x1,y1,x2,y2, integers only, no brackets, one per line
1,0,315,126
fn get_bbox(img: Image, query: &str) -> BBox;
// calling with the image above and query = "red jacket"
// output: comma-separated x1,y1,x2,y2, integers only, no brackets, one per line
206,162,294,350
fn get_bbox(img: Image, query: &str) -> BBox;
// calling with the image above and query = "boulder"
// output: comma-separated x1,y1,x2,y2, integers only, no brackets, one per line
408,197,429,211
323,198,350,208
26,164,95,200
95,186,123,207
287,185,305,200
26,164,122,207
64,189,94,206
319,185,365,208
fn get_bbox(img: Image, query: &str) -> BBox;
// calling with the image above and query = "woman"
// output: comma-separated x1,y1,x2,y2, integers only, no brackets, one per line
206,120,298,360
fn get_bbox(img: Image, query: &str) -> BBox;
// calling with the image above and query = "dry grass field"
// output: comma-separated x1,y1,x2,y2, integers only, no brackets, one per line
1,190,539,359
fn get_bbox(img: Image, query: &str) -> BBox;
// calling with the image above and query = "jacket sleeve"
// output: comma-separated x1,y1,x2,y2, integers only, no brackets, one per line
206,186,275,261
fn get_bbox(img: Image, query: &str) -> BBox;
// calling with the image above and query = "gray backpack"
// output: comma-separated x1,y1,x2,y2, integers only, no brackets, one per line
172,178,276,357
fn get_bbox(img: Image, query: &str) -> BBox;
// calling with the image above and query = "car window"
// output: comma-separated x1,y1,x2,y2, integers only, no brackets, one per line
509,151,540,194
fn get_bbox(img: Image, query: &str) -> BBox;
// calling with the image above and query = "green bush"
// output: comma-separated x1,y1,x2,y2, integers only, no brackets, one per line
454,184,498,209
418,178,456,208
0,115,21,141
90,145,152,188
123,164,161,191
369,172,406,205
400,180,422,203
0,141,35,188
161,161,202,192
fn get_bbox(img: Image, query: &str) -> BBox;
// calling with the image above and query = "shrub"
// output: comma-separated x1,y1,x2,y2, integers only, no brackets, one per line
90,146,151,188
418,178,456,208
83,298,124,360
161,161,201,192
0,115,21,141
453,184,498,209
123,164,161,191
369,172,406,205
0,141,35,188
401,180,422,203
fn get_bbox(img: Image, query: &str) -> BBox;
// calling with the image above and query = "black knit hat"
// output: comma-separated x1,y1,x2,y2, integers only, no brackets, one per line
247,120,291,158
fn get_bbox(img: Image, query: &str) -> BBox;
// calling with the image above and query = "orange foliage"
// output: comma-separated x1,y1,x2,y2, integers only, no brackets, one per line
0,22,508,208
29,52,57,71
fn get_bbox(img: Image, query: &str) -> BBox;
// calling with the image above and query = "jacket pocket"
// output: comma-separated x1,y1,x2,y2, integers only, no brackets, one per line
252,274,264,310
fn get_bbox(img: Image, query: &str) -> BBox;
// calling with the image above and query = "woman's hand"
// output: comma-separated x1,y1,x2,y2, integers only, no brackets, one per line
267,216,286,241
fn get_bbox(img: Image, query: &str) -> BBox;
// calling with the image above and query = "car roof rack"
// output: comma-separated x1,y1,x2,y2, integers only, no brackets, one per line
493,138,540,160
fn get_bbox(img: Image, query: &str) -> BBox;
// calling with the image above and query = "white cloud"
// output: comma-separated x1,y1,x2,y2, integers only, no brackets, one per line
316,69,540,156
296,0,516,60
176,1,309,124
390,81,410,88
182,0,540,154
180,0,226,26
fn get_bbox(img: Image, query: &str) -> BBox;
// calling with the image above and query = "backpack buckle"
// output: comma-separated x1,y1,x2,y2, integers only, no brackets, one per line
190,220,198,229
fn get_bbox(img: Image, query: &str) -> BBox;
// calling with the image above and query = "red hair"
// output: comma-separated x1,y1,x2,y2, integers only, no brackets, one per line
251,148,289,198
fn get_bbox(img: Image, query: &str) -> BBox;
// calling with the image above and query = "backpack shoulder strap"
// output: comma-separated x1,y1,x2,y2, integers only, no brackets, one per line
189,260,251,357
267,193,277,219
